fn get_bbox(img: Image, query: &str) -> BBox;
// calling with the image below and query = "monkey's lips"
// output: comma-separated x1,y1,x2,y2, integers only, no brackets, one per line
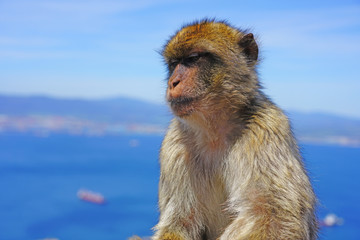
168,96,199,117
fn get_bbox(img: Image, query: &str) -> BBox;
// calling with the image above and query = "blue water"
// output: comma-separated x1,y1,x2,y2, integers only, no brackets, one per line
0,133,359,240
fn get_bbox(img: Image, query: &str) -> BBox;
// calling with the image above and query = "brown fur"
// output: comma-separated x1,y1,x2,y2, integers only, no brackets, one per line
131,19,317,240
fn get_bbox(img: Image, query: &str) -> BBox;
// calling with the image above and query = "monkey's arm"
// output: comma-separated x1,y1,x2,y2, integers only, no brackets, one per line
152,124,204,240
153,168,202,240
220,112,317,240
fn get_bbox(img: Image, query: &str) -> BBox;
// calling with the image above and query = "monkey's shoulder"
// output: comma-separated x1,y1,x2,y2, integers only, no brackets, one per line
239,102,299,152
248,102,292,135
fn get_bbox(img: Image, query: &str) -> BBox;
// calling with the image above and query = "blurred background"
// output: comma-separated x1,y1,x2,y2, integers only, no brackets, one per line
0,0,359,239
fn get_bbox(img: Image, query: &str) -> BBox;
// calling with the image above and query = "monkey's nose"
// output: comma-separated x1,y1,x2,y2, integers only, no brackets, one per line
168,77,184,99
171,79,180,89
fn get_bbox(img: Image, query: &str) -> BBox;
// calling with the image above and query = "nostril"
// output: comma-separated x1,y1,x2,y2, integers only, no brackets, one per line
172,80,180,89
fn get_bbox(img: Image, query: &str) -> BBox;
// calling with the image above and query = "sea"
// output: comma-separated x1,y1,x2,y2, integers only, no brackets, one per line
0,133,359,240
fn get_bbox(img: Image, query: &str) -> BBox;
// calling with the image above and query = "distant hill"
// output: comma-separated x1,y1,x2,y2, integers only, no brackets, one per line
0,95,171,125
0,94,359,146
288,111,360,139
287,111,360,146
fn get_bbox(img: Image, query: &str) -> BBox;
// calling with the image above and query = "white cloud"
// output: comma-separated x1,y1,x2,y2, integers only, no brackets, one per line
0,50,82,60
40,0,155,15
0,0,165,21
0,36,62,47
0,0,168,34
0,75,165,103
254,5,360,54
264,80,360,118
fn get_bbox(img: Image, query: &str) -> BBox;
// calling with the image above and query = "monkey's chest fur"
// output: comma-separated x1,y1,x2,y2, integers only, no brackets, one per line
188,152,232,239
159,125,238,239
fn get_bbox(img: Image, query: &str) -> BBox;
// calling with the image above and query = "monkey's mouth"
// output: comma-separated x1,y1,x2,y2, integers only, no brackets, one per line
169,96,196,105
168,96,199,116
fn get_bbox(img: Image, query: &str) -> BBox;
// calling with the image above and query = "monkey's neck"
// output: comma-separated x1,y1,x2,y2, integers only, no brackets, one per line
178,93,264,151
179,108,243,151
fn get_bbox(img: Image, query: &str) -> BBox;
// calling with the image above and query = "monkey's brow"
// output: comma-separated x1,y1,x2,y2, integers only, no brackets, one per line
169,52,209,61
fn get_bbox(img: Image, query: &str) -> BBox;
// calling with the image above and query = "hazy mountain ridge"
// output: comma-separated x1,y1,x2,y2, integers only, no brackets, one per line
0,95,359,147
286,111,360,147
0,95,171,124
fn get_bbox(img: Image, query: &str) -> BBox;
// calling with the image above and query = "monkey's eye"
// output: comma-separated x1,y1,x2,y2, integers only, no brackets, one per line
182,53,201,66
169,59,179,69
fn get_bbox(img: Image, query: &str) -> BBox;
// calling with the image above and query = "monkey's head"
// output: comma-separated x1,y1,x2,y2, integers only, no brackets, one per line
162,19,259,119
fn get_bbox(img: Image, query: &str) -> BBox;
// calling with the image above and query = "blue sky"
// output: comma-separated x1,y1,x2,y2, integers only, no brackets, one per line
0,0,359,118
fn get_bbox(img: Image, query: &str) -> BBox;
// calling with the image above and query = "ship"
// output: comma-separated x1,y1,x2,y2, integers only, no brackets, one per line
319,213,344,227
77,189,106,204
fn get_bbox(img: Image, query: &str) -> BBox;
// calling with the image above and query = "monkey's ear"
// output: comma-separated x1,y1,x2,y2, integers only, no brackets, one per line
239,33,258,65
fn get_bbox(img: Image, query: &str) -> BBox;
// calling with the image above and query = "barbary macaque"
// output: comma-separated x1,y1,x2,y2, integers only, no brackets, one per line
132,19,317,240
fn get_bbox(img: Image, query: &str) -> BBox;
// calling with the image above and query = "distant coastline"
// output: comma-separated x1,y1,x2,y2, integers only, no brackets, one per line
298,136,360,148
1,114,359,148
0,115,166,137
0,94,359,148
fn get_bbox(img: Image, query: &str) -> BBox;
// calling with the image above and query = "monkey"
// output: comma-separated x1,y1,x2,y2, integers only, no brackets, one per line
131,19,317,240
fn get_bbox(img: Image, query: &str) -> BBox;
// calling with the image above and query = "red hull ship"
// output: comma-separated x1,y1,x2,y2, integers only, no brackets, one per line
77,189,106,205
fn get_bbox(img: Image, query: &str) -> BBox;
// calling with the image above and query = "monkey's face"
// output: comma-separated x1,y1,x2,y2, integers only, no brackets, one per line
165,51,216,117
163,20,259,118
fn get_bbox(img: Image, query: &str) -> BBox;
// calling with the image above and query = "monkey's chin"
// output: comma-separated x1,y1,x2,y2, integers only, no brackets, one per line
168,96,198,118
